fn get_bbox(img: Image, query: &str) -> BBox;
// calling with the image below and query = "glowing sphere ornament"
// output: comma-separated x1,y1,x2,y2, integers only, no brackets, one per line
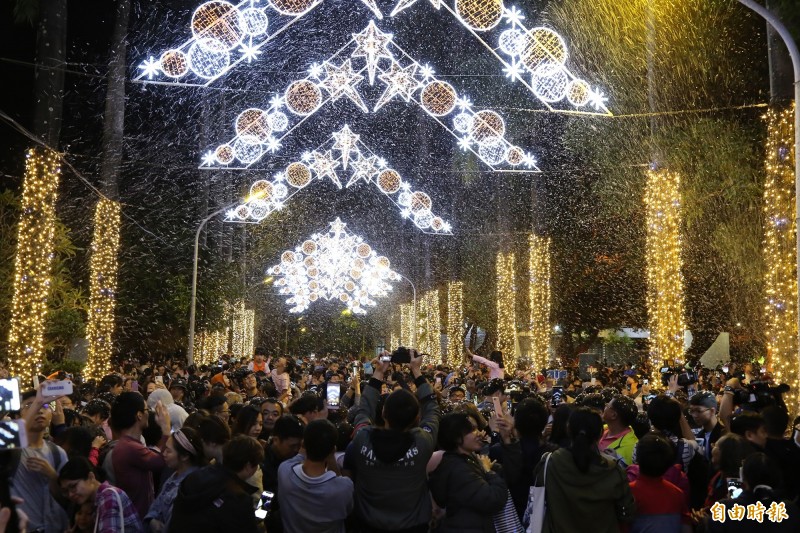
249,199,270,219
285,80,322,115
268,111,289,132
187,39,230,79
268,0,316,15
478,137,507,165
377,169,402,194
286,162,312,188
498,29,524,56
191,2,244,51
532,67,569,103
421,81,457,116
240,8,269,36
455,0,504,31
470,110,505,144
506,146,525,166
250,180,273,200
566,79,591,107
160,50,189,78
410,191,432,213
519,27,568,76
215,144,235,164
235,204,251,220
453,112,472,133
231,136,263,164
235,108,271,143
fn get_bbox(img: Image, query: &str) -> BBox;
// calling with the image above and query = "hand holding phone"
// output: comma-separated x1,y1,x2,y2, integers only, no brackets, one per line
491,396,503,415
255,491,274,519
0,378,21,412
326,383,341,409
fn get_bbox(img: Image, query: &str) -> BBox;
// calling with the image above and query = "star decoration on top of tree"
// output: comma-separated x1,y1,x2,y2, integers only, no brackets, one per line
352,20,394,85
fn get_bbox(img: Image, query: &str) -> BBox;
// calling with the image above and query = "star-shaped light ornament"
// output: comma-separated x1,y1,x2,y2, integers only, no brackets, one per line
320,60,369,112
374,62,422,111
390,0,440,17
139,57,160,79
332,125,361,170
346,154,380,188
352,21,394,85
309,150,343,188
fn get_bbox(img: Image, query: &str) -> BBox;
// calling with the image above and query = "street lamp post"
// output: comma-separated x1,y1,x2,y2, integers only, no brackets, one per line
395,272,417,348
736,0,800,392
187,203,238,366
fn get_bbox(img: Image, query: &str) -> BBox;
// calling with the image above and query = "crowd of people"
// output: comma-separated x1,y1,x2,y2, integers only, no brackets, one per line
1,349,799,532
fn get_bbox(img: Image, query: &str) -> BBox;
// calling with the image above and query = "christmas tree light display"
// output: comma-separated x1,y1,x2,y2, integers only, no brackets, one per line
390,2,610,115
418,289,442,363
496,250,516,374
268,218,401,314
447,280,463,364
528,233,550,371
200,21,538,171
224,125,453,234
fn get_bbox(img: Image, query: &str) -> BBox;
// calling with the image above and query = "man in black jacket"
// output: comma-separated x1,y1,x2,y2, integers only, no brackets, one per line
169,435,263,533
345,350,440,533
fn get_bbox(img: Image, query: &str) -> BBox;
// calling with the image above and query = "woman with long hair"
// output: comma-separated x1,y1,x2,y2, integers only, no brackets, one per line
232,404,264,441
704,433,755,508
429,412,509,532
532,407,635,532
465,348,505,379
145,427,206,532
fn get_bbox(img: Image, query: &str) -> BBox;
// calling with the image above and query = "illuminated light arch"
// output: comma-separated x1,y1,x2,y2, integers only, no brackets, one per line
390,2,611,115
269,218,401,314
134,0,385,85
199,21,539,171
225,125,453,235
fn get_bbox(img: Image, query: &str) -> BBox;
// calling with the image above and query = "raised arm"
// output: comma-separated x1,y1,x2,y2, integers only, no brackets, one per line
354,357,390,430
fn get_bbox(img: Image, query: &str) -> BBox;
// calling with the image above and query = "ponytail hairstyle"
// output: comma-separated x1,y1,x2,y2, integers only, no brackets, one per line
489,350,505,369
567,407,603,473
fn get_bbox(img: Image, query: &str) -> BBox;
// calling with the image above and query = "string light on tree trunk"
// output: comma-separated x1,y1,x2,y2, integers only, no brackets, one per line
269,218,401,314
447,281,463,365
7,148,61,387
225,124,453,234
496,251,516,375
400,302,413,346
85,199,122,380
528,233,551,372
231,301,255,358
762,105,798,416
645,168,685,384
418,289,442,363
199,20,538,171
390,2,611,115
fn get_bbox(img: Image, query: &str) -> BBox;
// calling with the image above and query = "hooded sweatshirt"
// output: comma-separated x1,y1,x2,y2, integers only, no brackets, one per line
533,447,636,533
147,389,188,432
348,376,440,531
168,464,259,533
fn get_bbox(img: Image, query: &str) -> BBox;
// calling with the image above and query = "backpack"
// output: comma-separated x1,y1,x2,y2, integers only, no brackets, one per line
8,439,63,477
675,440,710,509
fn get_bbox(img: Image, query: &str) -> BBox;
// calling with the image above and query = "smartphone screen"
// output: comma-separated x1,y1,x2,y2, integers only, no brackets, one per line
255,490,274,519
43,379,73,397
727,478,743,499
0,419,28,450
155,376,164,385
551,386,563,408
435,376,442,386
0,378,21,412
491,396,503,415
131,381,139,392
326,383,341,409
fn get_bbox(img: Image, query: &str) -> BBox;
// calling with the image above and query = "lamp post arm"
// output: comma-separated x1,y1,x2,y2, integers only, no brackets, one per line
187,203,238,366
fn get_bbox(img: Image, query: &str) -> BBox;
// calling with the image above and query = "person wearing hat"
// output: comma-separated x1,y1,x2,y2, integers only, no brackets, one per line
448,385,467,402
169,378,191,409
689,391,725,461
